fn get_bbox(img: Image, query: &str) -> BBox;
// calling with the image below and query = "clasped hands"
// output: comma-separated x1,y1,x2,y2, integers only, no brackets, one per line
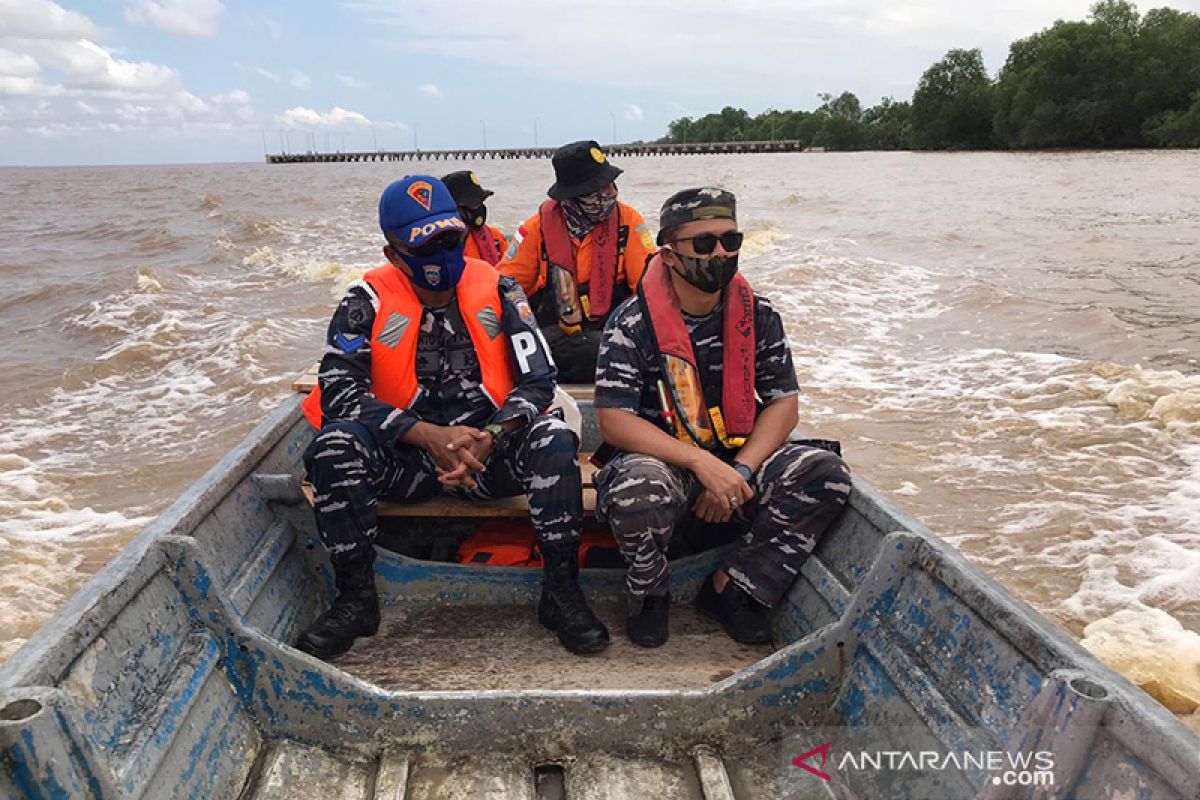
410,423,494,489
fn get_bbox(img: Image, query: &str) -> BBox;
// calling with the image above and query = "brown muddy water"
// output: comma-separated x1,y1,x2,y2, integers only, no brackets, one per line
0,152,1196,729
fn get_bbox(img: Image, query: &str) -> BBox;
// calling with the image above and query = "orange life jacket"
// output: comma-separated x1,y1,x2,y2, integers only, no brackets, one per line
638,254,756,449
464,225,504,265
539,199,620,322
457,522,620,568
302,257,515,429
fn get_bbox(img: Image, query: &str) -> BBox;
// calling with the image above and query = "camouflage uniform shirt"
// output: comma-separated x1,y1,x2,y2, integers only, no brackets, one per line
594,293,800,451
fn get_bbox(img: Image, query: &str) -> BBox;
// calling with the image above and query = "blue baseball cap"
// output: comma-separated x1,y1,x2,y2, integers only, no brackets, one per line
378,175,466,247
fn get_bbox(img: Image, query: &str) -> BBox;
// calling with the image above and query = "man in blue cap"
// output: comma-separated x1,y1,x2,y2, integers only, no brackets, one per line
298,175,609,659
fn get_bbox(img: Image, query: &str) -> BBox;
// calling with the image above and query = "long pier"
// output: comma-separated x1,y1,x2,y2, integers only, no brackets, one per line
265,140,819,164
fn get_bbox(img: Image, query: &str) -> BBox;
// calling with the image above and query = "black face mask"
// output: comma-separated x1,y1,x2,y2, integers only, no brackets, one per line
669,250,740,294
460,204,487,229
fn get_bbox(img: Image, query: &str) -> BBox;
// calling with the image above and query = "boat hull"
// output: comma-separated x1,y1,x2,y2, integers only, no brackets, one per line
1,394,1196,799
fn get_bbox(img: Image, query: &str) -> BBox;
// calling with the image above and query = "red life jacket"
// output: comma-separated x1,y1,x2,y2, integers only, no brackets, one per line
539,199,620,320
465,225,503,265
457,522,620,568
301,258,515,429
638,254,756,448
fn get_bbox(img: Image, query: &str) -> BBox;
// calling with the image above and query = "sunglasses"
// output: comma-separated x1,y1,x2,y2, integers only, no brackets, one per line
406,231,465,256
670,231,744,255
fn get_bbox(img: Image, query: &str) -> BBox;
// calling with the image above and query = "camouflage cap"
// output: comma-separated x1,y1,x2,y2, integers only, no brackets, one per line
657,187,737,244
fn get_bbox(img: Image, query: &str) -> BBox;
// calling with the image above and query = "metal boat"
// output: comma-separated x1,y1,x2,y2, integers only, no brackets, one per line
2,390,1197,799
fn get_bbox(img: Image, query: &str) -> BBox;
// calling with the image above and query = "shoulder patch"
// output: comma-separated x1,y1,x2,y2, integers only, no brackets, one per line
376,311,410,348
476,306,503,339
635,222,655,250
334,332,366,353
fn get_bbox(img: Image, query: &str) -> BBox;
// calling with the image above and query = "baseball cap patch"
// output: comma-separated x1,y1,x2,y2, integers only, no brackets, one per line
590,147,606,164
407,180,433,211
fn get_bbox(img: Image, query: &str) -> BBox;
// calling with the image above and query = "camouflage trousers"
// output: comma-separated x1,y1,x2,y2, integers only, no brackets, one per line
304,414,582,562
595,444,852,608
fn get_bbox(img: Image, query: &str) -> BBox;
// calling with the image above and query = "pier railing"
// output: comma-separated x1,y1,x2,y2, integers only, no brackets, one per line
265,140,821,163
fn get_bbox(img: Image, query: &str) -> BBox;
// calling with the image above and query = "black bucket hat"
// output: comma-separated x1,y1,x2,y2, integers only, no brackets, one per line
441,170,494,207
547,140,623,200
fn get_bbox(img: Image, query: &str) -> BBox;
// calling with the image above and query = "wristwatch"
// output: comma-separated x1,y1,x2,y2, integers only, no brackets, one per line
483,422,508,449
733,461,754,483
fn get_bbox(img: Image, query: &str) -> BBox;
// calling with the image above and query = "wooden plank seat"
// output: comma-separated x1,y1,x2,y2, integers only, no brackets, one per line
301,461,598,518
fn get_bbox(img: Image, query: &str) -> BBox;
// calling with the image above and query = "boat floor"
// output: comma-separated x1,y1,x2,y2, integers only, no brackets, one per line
333,601,774,691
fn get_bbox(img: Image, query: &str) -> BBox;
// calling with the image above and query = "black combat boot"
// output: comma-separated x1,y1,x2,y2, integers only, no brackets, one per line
537,540,611,654
627,593,670,648
296,550,381,660
694,571,772,645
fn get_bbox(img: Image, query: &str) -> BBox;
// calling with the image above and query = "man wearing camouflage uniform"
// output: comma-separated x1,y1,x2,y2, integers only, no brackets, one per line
594,188,852,648
298,175,609,660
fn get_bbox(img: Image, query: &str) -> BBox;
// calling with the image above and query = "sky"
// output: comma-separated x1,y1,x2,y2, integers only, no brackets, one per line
1,0,1197,165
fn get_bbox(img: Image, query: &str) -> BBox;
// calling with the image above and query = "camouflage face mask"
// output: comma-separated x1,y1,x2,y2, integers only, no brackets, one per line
574,189,617,223
669,250,740,294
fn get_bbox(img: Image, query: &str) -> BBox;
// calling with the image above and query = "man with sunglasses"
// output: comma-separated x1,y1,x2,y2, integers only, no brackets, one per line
500,140,656,383
298,175,609,660
593,188,852,648
442,170,507,265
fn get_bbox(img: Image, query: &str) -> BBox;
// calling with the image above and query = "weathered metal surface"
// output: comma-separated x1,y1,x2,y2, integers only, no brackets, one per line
249,742,371,800
1,393,1198,799
332,602,772,692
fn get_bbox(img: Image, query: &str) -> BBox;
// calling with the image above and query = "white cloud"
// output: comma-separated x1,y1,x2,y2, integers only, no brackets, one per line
338,74,366,89
347,0,1103,103
0,76,62,96
212,89,249,105
419,83,442,98
290,71,312,90
0,0,97,39
276,105,373,129
0,0,254,136
623,103,643,122
125,0,224,38
0,49,41,78
34,39,181,94
255,67,280,82
212,88,253,120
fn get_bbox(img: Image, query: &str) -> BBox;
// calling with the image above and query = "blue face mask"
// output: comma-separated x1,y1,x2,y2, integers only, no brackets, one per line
397,233,466,290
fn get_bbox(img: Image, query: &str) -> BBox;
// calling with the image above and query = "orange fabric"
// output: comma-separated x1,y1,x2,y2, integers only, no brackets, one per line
463,224,506,265
499,200,654,303
303,258,515,429
456,523,619,567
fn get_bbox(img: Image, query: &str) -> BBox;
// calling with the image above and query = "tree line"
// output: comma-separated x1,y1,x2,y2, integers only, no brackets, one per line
659,1,1200,150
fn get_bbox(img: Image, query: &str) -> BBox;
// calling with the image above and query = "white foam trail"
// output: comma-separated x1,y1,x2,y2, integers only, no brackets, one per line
1080,608,1200,715
750,234,1200,714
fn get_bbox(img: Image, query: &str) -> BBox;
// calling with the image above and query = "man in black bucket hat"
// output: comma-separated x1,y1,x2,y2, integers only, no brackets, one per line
500,140,656,383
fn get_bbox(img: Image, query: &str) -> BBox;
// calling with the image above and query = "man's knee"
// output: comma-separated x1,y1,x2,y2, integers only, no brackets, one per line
762,446,852,504
597,455,687,524
305,422,376,485
523,415,580,462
